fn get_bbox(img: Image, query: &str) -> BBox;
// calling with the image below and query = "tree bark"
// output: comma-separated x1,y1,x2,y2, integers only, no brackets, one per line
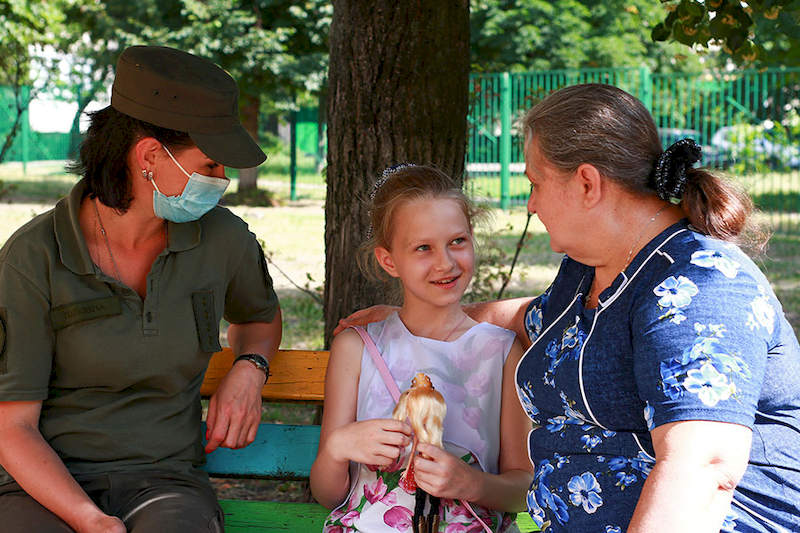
324,0,470,346
238,92,261,191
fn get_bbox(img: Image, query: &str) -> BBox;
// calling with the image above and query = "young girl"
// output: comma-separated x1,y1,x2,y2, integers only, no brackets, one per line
310,165,532,532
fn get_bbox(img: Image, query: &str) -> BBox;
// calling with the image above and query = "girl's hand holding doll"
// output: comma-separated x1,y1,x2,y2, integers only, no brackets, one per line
325,418,411,468
413,442,480,501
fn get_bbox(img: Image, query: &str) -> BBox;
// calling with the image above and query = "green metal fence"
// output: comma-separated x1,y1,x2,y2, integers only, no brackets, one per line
5,67,800,233
0,86,74,168
466,67,800,234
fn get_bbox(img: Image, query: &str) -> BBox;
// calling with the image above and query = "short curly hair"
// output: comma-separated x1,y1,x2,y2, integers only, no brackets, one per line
68,106,194,211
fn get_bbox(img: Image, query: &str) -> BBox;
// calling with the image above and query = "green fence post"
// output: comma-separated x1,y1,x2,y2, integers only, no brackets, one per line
639,66,653,113
500,72,511,210
21,85,30,175
290,107,297,202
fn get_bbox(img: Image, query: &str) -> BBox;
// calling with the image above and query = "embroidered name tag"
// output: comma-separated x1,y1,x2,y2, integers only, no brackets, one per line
50,296,122,330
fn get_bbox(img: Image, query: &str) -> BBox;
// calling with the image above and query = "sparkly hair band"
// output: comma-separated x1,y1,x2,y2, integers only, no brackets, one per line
369,163,416,200
366,163,416,239
652,138,702,202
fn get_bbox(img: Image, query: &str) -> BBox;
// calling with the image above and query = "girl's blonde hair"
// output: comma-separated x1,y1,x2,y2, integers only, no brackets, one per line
358,164,481,282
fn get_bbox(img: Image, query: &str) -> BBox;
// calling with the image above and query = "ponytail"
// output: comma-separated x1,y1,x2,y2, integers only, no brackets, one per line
681,169,770,254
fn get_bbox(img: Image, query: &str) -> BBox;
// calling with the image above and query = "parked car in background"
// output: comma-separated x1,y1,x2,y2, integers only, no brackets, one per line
657,128,727,168
710,124,800,171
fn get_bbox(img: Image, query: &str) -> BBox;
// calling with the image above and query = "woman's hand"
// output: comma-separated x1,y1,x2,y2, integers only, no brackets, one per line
78,512,126,533
205,360,265,453
326,419,411,468
413,443,479,501
333,305,400,335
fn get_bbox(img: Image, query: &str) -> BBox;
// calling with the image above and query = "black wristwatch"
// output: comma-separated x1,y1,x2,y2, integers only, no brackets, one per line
234,353,270,383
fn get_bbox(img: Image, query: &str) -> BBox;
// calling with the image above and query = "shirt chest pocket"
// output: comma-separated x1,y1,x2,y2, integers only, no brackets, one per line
191,291,222,353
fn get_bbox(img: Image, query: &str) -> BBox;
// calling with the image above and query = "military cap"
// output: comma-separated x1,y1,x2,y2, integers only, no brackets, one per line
111,45,266,169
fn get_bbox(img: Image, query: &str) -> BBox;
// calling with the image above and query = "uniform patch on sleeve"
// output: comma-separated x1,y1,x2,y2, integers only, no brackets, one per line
0,308,7,374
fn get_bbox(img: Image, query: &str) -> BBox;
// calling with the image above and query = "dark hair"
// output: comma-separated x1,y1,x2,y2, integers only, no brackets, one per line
358,164,482,282
67,106,194,211
522,83,767,250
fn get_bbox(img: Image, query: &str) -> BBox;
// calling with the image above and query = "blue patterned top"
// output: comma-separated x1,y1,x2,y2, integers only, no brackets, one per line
515,220,800,532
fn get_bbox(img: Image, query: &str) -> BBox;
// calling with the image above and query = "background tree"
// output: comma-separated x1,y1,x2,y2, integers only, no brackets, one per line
169,0,330,191
57,1,172,158
323,0,470,345
652,0,800,65
54,0,330,191
470,0,707,72
0,0,65,164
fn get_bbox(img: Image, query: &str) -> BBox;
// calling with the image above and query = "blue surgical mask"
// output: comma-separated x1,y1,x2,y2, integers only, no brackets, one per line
149,145,230,223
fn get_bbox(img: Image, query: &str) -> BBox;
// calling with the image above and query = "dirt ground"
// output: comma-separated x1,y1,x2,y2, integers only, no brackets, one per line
212,478,313,502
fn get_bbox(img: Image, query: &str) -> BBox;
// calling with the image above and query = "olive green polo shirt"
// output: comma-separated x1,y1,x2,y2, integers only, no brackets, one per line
0,179,279,485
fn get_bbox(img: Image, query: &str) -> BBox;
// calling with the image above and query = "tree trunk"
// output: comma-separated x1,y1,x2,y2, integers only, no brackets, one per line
324,0,470,346
238,93,261,191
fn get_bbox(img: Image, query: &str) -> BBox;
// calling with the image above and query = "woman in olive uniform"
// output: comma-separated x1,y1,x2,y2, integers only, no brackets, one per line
0,46,282,533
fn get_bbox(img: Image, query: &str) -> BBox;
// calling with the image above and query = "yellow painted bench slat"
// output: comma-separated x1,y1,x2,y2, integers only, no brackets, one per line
201,348,328,402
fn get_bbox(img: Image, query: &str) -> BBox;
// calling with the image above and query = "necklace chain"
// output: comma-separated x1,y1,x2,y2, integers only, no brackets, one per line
401,311,469,342
624,204,669,269
442,313,469,342
92,198,123,283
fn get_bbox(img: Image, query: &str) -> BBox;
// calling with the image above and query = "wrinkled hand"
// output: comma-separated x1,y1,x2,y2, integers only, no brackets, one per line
205,361,265,453
328,419,411,468
413,443,479,500
333,305,400,336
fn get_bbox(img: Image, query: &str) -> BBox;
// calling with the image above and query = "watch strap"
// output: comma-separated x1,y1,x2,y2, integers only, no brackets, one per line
234,353,269,383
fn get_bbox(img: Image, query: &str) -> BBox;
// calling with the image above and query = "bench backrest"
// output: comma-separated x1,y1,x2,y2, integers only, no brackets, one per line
201,348,328,479
200,347,329,401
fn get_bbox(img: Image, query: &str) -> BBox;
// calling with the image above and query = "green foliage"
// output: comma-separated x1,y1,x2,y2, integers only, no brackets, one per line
653,0,800,65
0,0,68,163
464,224,514,302
56,0,330,133
54,1,169,155
470,0,706,72
165,0,331,112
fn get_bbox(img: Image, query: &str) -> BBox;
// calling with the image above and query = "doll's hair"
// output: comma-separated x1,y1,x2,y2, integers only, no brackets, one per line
358,164,482,282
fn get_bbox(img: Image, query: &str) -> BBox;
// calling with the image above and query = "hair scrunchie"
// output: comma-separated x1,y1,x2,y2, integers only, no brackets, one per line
652,138,702,201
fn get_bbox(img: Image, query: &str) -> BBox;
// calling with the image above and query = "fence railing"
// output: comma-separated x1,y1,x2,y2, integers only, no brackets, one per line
466,67,800,234
4,67,799,233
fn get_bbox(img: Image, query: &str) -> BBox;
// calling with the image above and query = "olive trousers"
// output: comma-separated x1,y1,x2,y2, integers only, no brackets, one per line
0,470,223,532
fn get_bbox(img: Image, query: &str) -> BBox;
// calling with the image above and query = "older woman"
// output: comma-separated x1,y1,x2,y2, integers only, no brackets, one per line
339,84,800,532
0,46,281,532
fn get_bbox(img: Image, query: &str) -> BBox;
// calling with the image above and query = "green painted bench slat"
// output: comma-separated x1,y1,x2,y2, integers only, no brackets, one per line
201,423,320,479
218,500,541,533
219,499,329,532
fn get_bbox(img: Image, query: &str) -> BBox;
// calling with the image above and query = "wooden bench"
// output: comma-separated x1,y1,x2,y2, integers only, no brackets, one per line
200,347,539,532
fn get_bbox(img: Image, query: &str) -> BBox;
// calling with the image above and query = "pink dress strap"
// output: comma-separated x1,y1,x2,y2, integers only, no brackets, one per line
351,325,402,402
